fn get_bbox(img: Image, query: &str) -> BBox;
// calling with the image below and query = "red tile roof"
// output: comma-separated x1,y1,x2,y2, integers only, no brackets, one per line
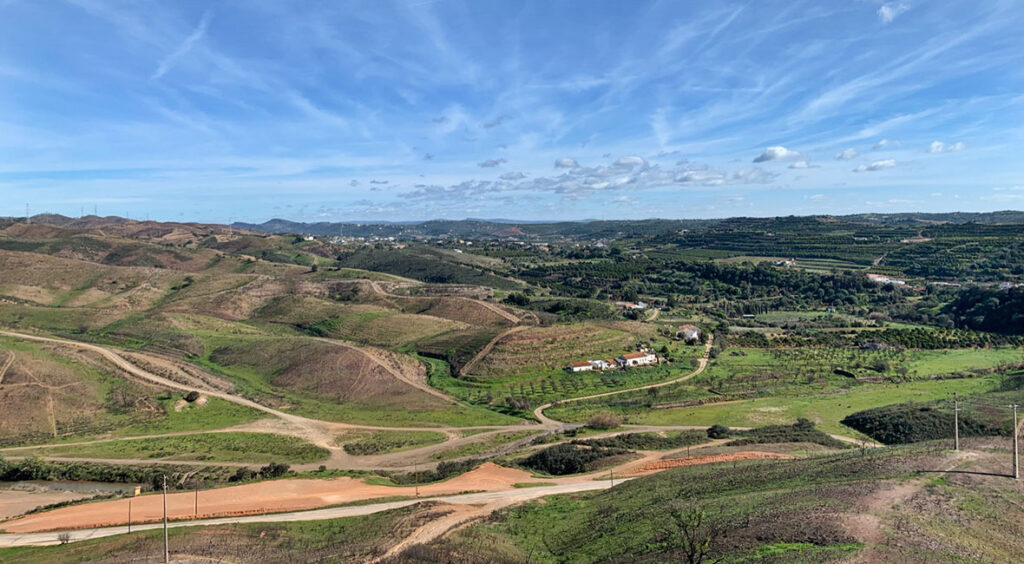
620,352,651,360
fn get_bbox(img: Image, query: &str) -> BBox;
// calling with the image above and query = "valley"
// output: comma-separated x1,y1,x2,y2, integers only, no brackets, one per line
1,213,1023,562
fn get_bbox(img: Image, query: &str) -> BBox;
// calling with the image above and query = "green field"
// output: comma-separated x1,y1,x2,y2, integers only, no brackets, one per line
20,432,330,464
340,430,448,455
549,377,997,437
431,430,541,461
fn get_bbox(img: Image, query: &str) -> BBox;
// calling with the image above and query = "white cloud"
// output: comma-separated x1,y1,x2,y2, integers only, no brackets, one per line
152,10,213,79
478,158,506,168
808,194,825,201
872,138,900,150
877,2,909,24
835,148,858,160
752,146,801,163
927,140,966,153
732,167,777,184
554,157,580,169
614,156,647,168
499,171,526,180
789,160,820,169
853,159,896,172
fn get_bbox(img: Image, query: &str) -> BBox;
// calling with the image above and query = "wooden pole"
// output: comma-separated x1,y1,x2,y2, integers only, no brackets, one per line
1013,404,1019,480
162,476,169,564
194,480,199,518
953,394,959,451
127,497,131,534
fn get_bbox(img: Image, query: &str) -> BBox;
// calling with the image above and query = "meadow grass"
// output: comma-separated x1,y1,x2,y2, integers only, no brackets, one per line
22,432,330,464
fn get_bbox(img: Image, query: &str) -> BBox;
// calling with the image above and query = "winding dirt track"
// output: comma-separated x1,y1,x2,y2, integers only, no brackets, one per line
0,328,877,552
458,325,528,377
533,337,715,426
0,350,13,385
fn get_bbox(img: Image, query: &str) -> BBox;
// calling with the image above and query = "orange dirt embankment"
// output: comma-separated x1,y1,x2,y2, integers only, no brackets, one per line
622,452,792,476
1,463,532,534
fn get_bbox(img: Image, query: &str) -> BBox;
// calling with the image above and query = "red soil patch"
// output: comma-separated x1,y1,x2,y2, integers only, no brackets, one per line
623,452,792,476
1,463,534,533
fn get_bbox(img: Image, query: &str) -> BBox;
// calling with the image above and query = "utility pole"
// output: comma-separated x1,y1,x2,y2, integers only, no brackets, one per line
194,479,199,518
1013,404,1019,480
162,475,169,564
609,469,614,487
414,462,419,497
953,394,959,451
127,497,132,534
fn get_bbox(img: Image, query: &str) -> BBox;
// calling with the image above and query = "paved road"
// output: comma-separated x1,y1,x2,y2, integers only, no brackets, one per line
0,480,622,548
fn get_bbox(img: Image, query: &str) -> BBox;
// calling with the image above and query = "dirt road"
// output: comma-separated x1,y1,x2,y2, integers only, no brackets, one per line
533,336,714,426
458,325,528,377
0,463,612,536
0,479,618,548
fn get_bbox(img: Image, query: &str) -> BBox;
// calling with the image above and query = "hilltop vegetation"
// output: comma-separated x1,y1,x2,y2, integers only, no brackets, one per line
397,443,1024,563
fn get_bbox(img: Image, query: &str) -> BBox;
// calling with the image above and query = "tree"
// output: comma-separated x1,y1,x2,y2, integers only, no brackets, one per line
586,412,622,430
664,502,723,564
707,424,730,439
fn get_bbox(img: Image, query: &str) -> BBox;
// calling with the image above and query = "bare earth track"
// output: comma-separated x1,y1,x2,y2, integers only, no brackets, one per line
0,328,873,554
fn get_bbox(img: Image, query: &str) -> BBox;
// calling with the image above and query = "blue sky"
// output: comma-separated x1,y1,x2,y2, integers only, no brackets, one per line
1,0,1022,223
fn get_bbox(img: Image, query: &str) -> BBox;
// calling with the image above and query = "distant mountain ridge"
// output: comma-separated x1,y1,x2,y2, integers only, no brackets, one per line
231,210,1024,240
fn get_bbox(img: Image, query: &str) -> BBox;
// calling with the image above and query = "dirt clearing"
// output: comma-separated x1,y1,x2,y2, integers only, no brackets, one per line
1,463,535,533
621,451,792,476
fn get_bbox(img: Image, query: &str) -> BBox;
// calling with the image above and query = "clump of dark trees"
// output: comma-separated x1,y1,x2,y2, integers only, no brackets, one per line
521,444,630,475
707,419,851,449
383,458,485,485
842,404,1008,445
0,456,234,491
944,286,1024,335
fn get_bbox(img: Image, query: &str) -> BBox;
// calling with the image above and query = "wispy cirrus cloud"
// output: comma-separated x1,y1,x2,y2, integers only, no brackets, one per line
152,10,213,79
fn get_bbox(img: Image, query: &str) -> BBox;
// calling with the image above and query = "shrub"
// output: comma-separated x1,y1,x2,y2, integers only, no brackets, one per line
522,444,629,476
726,421,849,449
573,431,706,450
184,391,200,403
707,424,731,439
841,403,1005,444
586,412,623,430
259,462,290,479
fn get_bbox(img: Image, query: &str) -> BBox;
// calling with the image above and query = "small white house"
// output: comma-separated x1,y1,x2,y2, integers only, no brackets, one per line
566,361,593,373
589,359,611,370
616,352,657,367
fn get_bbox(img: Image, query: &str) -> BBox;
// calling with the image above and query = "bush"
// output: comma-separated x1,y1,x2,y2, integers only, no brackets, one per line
726,421,850,449
184,391,200,403
841,403,1004,445
573,431,706,450
259,462,290,479
586,412,623,430
522,444,629,476
707,424,731,439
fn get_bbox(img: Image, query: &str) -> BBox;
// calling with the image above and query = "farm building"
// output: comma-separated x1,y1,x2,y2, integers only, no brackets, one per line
616,351,657,367
566,361,594,372
676,324,701,343
589,359,612,370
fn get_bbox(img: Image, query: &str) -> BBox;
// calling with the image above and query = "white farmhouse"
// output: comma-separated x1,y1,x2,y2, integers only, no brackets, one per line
566,361,594,373
616,351,657,367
